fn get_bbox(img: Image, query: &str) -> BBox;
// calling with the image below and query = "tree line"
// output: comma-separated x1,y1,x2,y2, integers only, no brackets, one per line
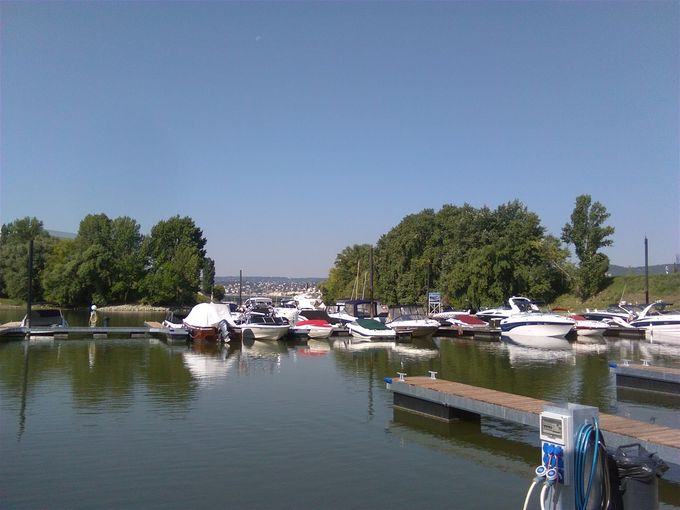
0,214,219,307
320,195,614,308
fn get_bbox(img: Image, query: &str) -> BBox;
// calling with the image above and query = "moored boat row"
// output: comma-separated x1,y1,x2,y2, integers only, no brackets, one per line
56,287,674,350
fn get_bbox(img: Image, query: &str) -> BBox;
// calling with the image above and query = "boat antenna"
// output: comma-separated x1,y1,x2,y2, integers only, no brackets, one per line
619,283,626,304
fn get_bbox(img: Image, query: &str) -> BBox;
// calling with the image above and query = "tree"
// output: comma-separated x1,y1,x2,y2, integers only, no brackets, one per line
320,244,373,305
201,257,216,296
561,195,614,300
0,217,55,301
140,216,207,305
41,214,145,306
109,217,145,303
374,209,437,305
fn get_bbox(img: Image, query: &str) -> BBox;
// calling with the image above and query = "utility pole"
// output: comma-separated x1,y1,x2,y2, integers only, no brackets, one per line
644,236,649,304
26,239,34,330
239,270,243,306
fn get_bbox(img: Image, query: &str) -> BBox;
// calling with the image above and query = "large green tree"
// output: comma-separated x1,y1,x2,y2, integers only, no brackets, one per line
328,201,570,310
0,217,55,302
561,194,614,300
42,214,145,306
140,215,207,305
320,244,374,304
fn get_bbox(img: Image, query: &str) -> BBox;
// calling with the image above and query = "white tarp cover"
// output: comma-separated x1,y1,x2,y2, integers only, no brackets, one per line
183,303,235,328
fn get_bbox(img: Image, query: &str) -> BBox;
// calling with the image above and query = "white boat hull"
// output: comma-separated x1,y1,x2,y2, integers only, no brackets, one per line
236,324,289,341
501,313,575,339
347,324,396,341
386,319,440,338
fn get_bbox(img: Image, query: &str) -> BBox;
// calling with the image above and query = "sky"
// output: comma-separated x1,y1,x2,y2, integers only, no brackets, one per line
1,1,678,278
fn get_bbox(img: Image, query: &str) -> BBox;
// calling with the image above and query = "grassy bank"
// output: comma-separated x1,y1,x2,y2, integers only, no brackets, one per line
552,272,680,311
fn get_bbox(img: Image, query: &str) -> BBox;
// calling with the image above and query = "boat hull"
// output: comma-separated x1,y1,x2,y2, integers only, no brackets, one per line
500,320,574,338
236,325,289,341
347,325,396,341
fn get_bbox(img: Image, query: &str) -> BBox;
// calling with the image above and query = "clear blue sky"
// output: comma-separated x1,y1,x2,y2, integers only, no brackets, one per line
1,1,678,277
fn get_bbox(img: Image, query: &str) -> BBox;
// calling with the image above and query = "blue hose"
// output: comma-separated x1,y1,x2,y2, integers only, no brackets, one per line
574,419,600,510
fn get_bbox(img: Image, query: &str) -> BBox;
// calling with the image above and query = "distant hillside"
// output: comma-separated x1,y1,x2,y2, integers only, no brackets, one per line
609,263,678,276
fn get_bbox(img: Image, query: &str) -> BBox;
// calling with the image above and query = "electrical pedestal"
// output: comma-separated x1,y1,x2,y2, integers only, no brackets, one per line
538,403,599,510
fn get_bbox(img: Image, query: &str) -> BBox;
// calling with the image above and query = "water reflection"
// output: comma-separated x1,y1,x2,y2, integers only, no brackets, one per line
503,342,576,366
182,344,236,382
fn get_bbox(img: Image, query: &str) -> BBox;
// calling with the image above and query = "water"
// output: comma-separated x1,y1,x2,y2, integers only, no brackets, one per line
1,321,679,509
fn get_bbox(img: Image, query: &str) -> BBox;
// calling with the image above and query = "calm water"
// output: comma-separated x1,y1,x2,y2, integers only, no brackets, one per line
1,312,679,509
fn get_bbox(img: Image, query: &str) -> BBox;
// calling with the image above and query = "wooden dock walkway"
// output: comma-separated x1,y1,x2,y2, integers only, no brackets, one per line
387,375,680,466
612,361,680,394
0,322,188,342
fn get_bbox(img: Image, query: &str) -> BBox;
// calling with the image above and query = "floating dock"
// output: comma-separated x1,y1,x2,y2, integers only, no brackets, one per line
611,361,680,395
0,322,188,342
386,374,680,466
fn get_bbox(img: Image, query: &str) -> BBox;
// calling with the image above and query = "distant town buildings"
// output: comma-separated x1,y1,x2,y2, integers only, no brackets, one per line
216,276,324,299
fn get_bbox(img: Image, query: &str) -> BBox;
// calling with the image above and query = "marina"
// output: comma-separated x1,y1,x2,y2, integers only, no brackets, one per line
1,319,679,509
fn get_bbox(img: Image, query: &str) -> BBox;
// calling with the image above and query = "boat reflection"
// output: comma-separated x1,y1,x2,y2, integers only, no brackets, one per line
296,339,331,357
182,344,236,381
504,341,575,366
502,333,573,350
240,338,289,359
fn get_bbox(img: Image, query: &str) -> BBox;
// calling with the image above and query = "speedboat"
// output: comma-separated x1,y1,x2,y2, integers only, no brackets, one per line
476,296,537,322
630,301,680,344
568,314,609,340
580,302,642,323
347,318,397,341
551,308,608,340
182,303,233,342
327,299,388,325
385,305,440,337
21,309,69,334
233,301,290,341
290,319,333,339
293,289,326,311
500,312,575,339
432,310,489,329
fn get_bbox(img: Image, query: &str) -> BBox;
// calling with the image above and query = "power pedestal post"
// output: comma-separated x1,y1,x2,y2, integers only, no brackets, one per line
539,403,599,510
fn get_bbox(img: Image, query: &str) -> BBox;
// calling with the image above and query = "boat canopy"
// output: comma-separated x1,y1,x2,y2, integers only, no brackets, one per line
183,303,235,328
355,318,391,331
387,305,427,322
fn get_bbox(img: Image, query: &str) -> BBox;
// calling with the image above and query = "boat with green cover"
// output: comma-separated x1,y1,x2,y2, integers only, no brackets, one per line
347,318,396,341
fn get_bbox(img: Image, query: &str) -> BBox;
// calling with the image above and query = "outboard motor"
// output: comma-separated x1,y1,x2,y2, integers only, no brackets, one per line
217,320,230,343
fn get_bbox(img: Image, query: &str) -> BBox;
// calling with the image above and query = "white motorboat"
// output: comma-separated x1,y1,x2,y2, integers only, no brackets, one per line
181,302,234,342
290,319,333,339
569,314,609,339
630,301,680,344
347,318,397,341
293,289,326,311
551,308,608,340
476,296,537,321
580,302,642,323
233,300,290,341
501,313,575,339
385,305,440,337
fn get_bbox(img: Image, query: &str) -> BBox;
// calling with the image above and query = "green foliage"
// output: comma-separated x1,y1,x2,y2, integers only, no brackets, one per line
0,217,54,301
368,201,569,309
562,195,615,300
140,216,207,306
40,214,145,306
201,257,216,295
213,284,226,302
320,244,374,304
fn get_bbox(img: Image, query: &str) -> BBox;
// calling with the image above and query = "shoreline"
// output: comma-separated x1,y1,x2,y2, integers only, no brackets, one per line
0,303,169,312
